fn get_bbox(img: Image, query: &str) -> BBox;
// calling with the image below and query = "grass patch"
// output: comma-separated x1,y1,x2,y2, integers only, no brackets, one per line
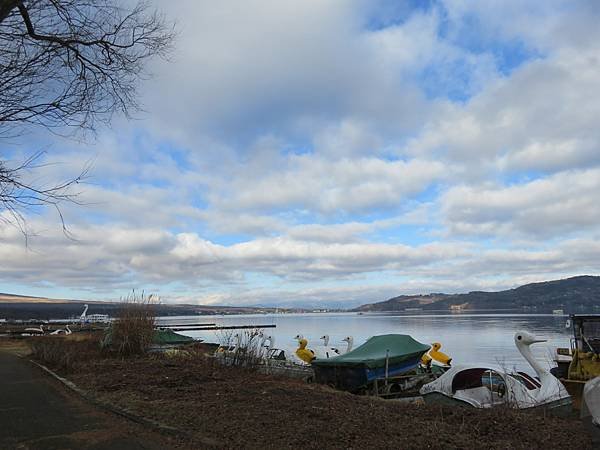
30,334,103,372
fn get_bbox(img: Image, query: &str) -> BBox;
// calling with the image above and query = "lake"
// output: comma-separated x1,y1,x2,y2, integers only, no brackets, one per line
157,312,573,372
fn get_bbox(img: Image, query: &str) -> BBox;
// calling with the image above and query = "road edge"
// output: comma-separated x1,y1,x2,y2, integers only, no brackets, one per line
27,358,214,445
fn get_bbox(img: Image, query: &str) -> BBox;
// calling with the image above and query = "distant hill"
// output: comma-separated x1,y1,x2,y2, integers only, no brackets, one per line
0,293,74,303
0,293,294,320
353,275,600,313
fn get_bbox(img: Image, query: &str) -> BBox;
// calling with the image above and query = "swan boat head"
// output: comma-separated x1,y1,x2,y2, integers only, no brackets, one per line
515,330,546,346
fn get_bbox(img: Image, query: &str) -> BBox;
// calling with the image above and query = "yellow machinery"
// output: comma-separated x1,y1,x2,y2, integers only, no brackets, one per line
553,315,600,409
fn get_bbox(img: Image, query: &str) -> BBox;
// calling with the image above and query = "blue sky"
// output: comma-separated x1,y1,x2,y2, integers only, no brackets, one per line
2,0,600,307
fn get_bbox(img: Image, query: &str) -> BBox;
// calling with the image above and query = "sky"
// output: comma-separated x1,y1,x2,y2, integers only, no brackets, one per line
2,0,600,308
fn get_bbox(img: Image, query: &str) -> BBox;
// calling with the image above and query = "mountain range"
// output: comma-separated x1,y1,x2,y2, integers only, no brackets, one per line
2,275,599,318
353,275,600,312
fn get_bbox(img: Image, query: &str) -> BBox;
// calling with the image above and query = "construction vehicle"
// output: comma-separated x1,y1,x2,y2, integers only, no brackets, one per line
552,315,600,409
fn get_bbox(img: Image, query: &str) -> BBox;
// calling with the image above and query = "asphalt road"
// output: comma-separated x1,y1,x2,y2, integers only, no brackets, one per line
0,351,182,450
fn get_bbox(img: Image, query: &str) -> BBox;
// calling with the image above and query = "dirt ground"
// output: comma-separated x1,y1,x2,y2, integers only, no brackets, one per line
26,342,589,450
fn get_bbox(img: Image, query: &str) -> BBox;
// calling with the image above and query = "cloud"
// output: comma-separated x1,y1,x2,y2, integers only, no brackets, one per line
0,214,466,289
3,1,600,306
144,0,506,149
406,47,600,176
441,168,600,238
214,155,446,214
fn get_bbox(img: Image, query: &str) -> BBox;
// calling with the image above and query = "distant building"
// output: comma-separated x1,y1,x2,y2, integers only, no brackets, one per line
449,303,468,311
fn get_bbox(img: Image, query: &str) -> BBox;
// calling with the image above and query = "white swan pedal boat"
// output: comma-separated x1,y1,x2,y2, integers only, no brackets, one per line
420,331,572,416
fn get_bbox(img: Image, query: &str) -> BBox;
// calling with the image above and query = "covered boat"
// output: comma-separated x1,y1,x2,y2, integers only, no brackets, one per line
152,329,195,345
101,327,196,352
311,334,430,392
420,331,572,416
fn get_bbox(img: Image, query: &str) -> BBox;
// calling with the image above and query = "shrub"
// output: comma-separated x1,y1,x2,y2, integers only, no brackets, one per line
107,290,157,357
30,334,102,372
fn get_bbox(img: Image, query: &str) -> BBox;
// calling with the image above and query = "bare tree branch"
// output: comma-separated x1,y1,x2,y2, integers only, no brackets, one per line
0,0,174,132
0,0,174,233
0,151,91,236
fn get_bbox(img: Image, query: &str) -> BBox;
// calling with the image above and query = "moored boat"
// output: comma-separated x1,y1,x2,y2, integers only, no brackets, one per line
420,331,572,416
582,376,600,425
311,334,431,393
581,376,600,445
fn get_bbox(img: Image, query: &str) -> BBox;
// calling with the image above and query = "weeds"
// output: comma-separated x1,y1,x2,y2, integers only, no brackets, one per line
107,290,158,357
30,334,102,372
215,328,265,368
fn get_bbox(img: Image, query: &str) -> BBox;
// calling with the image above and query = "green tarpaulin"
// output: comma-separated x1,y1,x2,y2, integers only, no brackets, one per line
153,329,195,345
311,334,430,369
101,328,194,347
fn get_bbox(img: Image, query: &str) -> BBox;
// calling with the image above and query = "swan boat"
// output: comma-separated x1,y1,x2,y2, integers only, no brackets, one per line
214,334,315,381
582,376,600,426
420,331,572,416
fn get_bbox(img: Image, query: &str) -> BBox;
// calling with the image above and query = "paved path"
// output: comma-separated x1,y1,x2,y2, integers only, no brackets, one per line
0,352,183,450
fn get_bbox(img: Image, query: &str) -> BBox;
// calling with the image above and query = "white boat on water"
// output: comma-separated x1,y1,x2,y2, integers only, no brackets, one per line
420,331,572,415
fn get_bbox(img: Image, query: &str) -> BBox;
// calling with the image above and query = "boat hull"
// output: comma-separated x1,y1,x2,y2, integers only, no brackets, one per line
313,354,423,392
421,392,573,417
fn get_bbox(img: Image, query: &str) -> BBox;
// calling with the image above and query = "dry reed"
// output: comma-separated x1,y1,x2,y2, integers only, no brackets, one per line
109,290,158,357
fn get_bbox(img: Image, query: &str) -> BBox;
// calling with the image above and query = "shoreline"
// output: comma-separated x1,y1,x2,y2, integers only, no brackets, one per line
2,337,593,449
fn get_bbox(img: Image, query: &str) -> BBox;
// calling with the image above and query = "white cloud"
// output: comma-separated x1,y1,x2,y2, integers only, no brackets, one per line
441,168,600,238
0,215,466,288
216,155,445,214
407,46,600,176
4,1,600,306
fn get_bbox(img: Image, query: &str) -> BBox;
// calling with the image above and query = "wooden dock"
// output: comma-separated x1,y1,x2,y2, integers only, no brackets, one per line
168,324,276,331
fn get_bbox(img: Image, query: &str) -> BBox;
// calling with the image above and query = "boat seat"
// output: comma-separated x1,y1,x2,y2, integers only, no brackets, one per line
454,386,505,408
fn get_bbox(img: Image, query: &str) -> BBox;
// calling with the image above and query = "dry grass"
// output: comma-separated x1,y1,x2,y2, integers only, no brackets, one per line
30,334,103,372
0,337,32,356
25,336,594,449
215,328,265,368
65,350,593,450
108,291,157,357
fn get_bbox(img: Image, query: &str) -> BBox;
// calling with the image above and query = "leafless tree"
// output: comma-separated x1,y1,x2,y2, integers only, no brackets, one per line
0,151,89,234
0,0,174,230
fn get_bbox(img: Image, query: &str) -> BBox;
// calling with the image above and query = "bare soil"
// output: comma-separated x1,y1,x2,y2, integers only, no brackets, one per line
31,343,591,450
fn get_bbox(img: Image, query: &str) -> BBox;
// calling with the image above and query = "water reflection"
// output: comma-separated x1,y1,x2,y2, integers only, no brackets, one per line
157,312,572,373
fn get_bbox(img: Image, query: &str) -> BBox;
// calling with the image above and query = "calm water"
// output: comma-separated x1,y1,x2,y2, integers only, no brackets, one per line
157,312,573,373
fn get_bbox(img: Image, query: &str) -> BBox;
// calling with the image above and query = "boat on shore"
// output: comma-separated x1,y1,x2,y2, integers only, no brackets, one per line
420,331,572,416
582,377,600,425
311,334,432,394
